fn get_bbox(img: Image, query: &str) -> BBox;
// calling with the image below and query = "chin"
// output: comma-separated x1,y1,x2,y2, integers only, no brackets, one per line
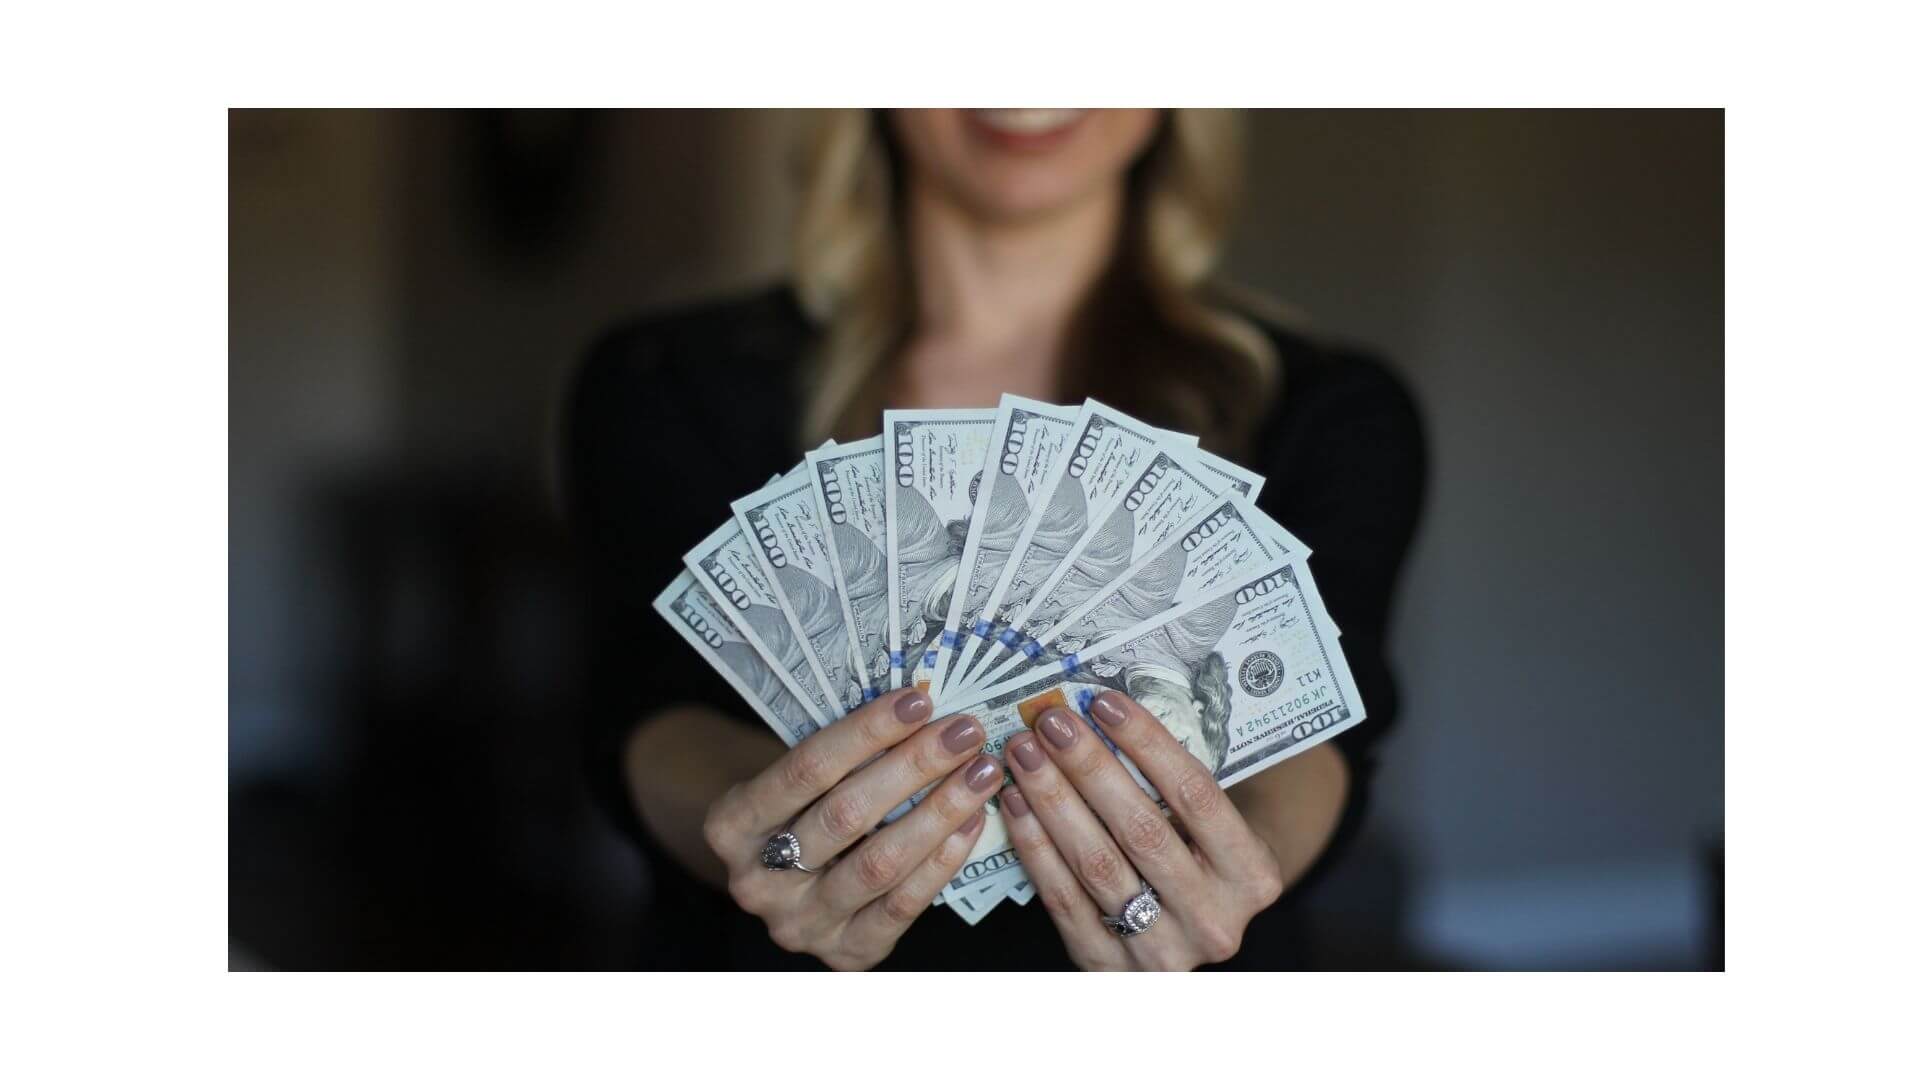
962,171,1106,223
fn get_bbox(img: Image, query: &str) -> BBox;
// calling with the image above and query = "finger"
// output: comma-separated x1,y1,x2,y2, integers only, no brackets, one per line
842,804,988,958
1028,704,1209,901
1086,691,1266,872
999,783,1128,970
1002,724,1141,916
732,687,935,836
817,753,1003,915
786,711,988,868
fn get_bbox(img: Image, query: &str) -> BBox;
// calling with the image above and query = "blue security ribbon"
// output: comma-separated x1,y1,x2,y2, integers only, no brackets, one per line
1060,653,1080,673
922,650,938,668
940,629,959,648
971,619,993,638
997,628,1021,646
1022,641,1043,659
862,687,880,702
889,650,905,669
1074,688,1096,715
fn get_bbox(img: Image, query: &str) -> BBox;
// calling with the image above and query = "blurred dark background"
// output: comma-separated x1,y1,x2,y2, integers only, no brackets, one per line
228,109,1723,970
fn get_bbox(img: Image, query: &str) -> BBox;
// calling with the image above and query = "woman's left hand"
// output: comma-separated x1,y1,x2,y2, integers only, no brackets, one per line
1000,690,1285,970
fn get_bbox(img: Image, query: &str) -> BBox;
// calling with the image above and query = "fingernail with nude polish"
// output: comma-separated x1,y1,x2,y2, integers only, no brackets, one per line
960,809,985,834
941,715,983,753
895,689,932,725
1039,708,1078,749
965,756,1001,792
1003,788,1030,818
1009,733,1045,772
1091,692,1129,729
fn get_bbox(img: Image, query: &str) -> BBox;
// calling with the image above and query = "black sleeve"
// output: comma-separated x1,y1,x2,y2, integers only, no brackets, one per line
560,324,744,849
1250,350,1427,867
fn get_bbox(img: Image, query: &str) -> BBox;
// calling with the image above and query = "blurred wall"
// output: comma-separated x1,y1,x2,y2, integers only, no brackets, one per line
229,109,1722,969
1228,111,1723,968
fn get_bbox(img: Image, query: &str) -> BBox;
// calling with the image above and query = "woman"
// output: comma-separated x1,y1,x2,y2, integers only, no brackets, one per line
566,109,1424,970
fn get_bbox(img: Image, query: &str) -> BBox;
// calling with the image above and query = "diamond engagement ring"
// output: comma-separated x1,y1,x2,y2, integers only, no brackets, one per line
759,831,819,873
1102,885,1161,937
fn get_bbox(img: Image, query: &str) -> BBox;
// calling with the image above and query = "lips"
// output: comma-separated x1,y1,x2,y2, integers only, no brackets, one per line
966,109,1088,136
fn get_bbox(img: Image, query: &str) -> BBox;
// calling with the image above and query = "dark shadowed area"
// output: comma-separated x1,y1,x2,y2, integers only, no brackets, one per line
228,109,1723,970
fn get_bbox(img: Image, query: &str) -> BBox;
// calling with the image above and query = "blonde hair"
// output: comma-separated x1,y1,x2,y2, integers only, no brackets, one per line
792,109,1277,453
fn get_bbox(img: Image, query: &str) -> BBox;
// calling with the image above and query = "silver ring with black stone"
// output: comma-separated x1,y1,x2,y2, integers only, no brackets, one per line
759,831,819,873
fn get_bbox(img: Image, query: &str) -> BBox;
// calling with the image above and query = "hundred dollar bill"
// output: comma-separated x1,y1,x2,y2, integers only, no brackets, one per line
807,437,891,697
963,442,1249,692
944,401,1187,694
941,556,1363,899
1103,560,1363,787
939,797,1018,922
732,470,867,714
653,571,824,745
975,493,1310,693
939,831,1023,913
883,408,998,691
927,396,1080,701
685,519,838,721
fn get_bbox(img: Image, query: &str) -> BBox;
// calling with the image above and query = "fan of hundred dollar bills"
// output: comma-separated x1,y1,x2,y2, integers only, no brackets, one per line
655,396,1365,924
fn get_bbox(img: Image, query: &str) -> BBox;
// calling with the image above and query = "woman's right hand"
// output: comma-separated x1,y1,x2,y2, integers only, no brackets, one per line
701,687,999,970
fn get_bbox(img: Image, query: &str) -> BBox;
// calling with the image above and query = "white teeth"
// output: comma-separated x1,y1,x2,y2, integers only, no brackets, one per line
971,109,1086,135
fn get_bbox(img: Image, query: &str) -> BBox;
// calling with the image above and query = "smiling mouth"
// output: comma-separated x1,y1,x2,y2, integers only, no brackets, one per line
967,109,1087,136
964,109,1088,150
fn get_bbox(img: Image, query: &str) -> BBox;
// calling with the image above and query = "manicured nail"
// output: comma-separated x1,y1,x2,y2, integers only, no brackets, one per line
960,809,985,834
1003,787,1030,818
1039,708,1078,750
895,690,932,724
965,756,1001,792
941,715,983,753
1008,733,1045,772
1091,692,1129,729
